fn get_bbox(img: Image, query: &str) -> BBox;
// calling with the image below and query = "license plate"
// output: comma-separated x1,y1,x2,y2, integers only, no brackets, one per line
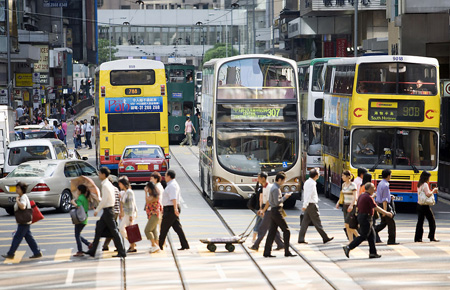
137,164,148,171
8,197,16,203
8,186,16,193
392,195,403,201
153,164,159,170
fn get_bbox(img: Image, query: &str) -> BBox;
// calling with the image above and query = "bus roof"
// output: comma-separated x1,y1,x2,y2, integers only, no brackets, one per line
297,58,336,66
203,54,297,69
327,55,439,66
96,59,165,72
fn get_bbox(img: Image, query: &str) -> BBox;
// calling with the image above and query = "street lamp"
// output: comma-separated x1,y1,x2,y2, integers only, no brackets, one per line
196,21,205,67
230,3,239,57
109,17,126,61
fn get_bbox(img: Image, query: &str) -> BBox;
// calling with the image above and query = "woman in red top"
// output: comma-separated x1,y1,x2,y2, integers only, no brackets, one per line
144,182,163,253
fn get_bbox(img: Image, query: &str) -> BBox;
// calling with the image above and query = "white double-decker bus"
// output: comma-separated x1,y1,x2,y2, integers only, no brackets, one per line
199,55,301,207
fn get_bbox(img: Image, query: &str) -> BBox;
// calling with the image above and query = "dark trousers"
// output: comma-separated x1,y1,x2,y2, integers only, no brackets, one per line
263,207,291,256
298,203,330,243
7,224,40,256
348,213,377,255
252,209,284,249
89,207,126,257
85,131,92,148
159,206,189,250
74,223,90,252
415,204,436,241
374,203,396,244
103,212,119,248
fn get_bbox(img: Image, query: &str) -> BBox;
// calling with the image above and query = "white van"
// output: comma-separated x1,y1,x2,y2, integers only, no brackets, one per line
4,139,70,176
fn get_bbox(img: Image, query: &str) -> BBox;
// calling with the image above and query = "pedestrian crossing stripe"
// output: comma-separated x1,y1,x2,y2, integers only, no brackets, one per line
387,244,420,258
54,249,72,262
348,247,367,258
434,245,450,256
3,251,25,264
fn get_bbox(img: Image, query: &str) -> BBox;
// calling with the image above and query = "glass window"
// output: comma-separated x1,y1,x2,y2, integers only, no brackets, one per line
55,144,69,159
351,128,437,170
64,162,82,177
311,63,326,91
357,62,437,95
216,103,298,123
186,69,194,83
306,121,322,156
322,124,339,157
217,58,297,100
216,126,299,175
78,162,97,176
9,163,57,177
298,65,309,92
8,146,51,166
123,147,163,159
169,69,185,83
110,70,155,86
169,101,182,116
108,114,160,132
333,65,355,95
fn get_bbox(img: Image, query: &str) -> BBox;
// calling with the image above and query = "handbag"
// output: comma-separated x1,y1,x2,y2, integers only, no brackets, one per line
69,206,87,224
30,200,44,223
338,191,344,205
418,187,435,206
346,207,358,229
125,224,142,244
15,207,33,224
300,212,313,227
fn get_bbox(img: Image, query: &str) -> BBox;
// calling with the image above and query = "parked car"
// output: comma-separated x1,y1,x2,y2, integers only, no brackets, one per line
14,129,58,141
4,139,70,176
0,159,102,214
118,144,170,183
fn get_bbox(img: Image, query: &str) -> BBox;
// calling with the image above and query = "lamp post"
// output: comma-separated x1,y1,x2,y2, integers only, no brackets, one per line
230,3,239,57
6,0,12,106
109,17,126,61
354,0,358,57
196,21,205,67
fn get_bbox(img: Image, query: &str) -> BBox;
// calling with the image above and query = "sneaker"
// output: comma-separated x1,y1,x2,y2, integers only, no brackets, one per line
343,246,350,258
150,246,161,253
29,253,43,259
73,252,84,257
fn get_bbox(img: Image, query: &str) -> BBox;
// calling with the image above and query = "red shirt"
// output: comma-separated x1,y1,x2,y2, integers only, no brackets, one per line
357,192,377,215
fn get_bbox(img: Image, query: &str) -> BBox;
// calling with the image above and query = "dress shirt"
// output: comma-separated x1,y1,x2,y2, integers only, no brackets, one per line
354,176,362,193
375,179,391,204
261,183,273,204
156,182,164,203
268,183,287,208
302,178,319,209
85,122,92,132
95,179,116,214
162,179,180,206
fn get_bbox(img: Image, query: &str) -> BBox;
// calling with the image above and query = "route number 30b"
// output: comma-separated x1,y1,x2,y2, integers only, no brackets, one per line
403,107,420,116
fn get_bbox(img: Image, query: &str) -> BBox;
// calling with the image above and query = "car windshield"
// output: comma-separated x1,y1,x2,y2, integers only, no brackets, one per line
351,128,438,170
9,163,57,177
8,146,52,166
216,126,299,175
123,147,164,159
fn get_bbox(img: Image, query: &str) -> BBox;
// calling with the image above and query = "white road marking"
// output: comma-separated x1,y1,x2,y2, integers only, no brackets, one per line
215,264,227,280
65,268,74,285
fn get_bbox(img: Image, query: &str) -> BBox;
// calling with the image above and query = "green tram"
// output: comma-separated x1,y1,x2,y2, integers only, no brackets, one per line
165,64,198,144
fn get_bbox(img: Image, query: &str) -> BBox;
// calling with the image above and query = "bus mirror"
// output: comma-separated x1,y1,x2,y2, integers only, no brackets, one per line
115,156,121,161
207,136,213,147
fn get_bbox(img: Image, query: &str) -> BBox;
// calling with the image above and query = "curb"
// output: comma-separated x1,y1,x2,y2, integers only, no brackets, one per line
68,105,94,122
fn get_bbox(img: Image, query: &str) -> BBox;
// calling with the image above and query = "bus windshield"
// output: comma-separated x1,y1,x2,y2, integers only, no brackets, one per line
351,128,437,170
217,58,296,100
302,121,322,156
311,63,326,91
357,62,437,95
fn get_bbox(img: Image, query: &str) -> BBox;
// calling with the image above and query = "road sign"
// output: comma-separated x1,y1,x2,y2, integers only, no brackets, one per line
32,72,40,83
444,81,450,97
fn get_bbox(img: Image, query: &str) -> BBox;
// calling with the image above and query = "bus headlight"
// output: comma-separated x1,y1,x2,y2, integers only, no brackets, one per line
291,185,297,191
218,185,225,191
174,125,180,132
226,186,232,192
283,185,290,192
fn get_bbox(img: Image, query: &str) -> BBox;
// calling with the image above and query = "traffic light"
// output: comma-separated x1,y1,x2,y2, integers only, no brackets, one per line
87,78,92,89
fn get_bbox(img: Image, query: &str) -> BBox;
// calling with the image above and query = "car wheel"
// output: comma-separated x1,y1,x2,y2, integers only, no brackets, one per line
5,207,14,216
57,190,72,213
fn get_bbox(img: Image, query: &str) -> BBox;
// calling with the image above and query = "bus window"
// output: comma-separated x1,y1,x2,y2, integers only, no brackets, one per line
186,69,194,83
170,102,182,117
169,69,185,83
110,70,155,86
183,102,193,116
298,65,309,92
312,63,326,91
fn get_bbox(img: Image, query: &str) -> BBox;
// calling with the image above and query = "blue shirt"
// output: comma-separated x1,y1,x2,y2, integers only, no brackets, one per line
375,179,391,204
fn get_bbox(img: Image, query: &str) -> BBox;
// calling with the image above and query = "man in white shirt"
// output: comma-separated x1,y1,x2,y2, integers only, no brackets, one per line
249,172,284,251
84,118,93,149
298,168,334,244
86,167,126,258
158,170,190,250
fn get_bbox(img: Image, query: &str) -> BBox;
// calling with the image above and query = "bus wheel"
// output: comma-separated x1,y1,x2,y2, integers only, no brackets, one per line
283,198,296,209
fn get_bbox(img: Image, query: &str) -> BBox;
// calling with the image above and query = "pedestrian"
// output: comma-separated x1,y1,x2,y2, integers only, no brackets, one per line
354,167,368,196
72,184,92,257
335,170,359,242
298,168,334,244
1,182,42,259
144,182,163,253
250,180,262,243
414,171,439,242
16,105,24,119
249,172,284,251
73,121,81,149
180,116,196,147
262,172,296,258
343,182,393,259
42,119,51,130
150,171,164,203
374,169,398,245
84,119,93,149
61,119,68,145
158,170,190,251
86,168,126,258
360,173,372,196
80,120,85,148
102,178,120,251
118,176,138,253
61,107,66,121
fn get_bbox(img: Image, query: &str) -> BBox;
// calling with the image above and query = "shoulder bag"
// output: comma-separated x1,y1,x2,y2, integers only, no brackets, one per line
418,186,435,206
70,206,87,224
15,207,33,224
346,207,358,229
30,200,44,223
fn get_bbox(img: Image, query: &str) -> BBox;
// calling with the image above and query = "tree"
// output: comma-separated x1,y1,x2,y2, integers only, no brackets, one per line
203,43,239,64
98,39,118,64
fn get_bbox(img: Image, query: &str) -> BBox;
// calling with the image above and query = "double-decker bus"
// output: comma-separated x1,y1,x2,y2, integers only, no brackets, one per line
94,59,169,171
298,58,333,193
166,63,198,143
199,55,301,207
322,55,440,202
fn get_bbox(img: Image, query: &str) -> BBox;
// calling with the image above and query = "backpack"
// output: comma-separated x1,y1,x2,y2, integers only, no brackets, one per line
58,128,65,140
247,183,261,210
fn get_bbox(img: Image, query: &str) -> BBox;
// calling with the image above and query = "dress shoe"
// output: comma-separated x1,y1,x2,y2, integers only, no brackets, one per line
414,239,422,243
73,252,84,257
178,247,189,251
375,239,383,244
323,237,334,244
263,254,276,258
112,254,126,258
285,252,297,257
298,240,308,244
369,253,382,259
83,251,95,257
248,246,258,251
88,243,93,249
29,253,43,259
387,242,400,245
1,254,14,259
127,248,137,253
430,239,440,242
102,246,109,251
343,246,350,258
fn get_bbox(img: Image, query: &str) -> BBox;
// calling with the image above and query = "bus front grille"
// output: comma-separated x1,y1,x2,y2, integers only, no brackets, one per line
388,181,413,191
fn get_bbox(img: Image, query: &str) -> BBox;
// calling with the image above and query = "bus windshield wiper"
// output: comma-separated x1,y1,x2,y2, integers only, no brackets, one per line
410,163,419,174
369,154,385,172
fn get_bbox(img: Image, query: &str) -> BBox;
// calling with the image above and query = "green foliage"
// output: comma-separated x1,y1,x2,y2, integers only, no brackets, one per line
98,38,118,64
203,43,239,64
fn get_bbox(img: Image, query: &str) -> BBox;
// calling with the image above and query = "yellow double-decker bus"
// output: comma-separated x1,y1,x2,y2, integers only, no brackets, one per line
323,55,440,203
94,59,168,172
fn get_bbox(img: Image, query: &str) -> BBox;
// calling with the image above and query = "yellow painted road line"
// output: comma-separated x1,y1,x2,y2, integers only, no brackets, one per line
388,244,420,258
3,251,25,264
435,245,450,255
349,247,367,258
54,249,72,262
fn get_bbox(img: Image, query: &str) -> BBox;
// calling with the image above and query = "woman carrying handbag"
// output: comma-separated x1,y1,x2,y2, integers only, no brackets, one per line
2,182,42,260
71,185,92,257
335,170,359,242
414,171,439,242
118,176,138,252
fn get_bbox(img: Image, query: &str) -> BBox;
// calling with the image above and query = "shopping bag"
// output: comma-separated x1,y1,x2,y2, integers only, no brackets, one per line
30,200,44,223
125,224,142,244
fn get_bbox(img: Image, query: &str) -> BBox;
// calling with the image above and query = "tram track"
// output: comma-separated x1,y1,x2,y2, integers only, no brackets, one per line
175,146,339,290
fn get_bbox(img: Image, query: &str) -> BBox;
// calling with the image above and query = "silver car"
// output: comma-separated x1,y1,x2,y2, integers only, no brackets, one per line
0,159,101,214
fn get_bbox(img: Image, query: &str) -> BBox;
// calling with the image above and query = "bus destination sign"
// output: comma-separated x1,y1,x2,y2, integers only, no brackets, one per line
231,107,283,121
125,88,141,95
368,100,424,122
106,97,163,113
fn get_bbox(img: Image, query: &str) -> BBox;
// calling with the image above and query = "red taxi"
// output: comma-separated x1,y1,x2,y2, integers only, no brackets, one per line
118,144,170,183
